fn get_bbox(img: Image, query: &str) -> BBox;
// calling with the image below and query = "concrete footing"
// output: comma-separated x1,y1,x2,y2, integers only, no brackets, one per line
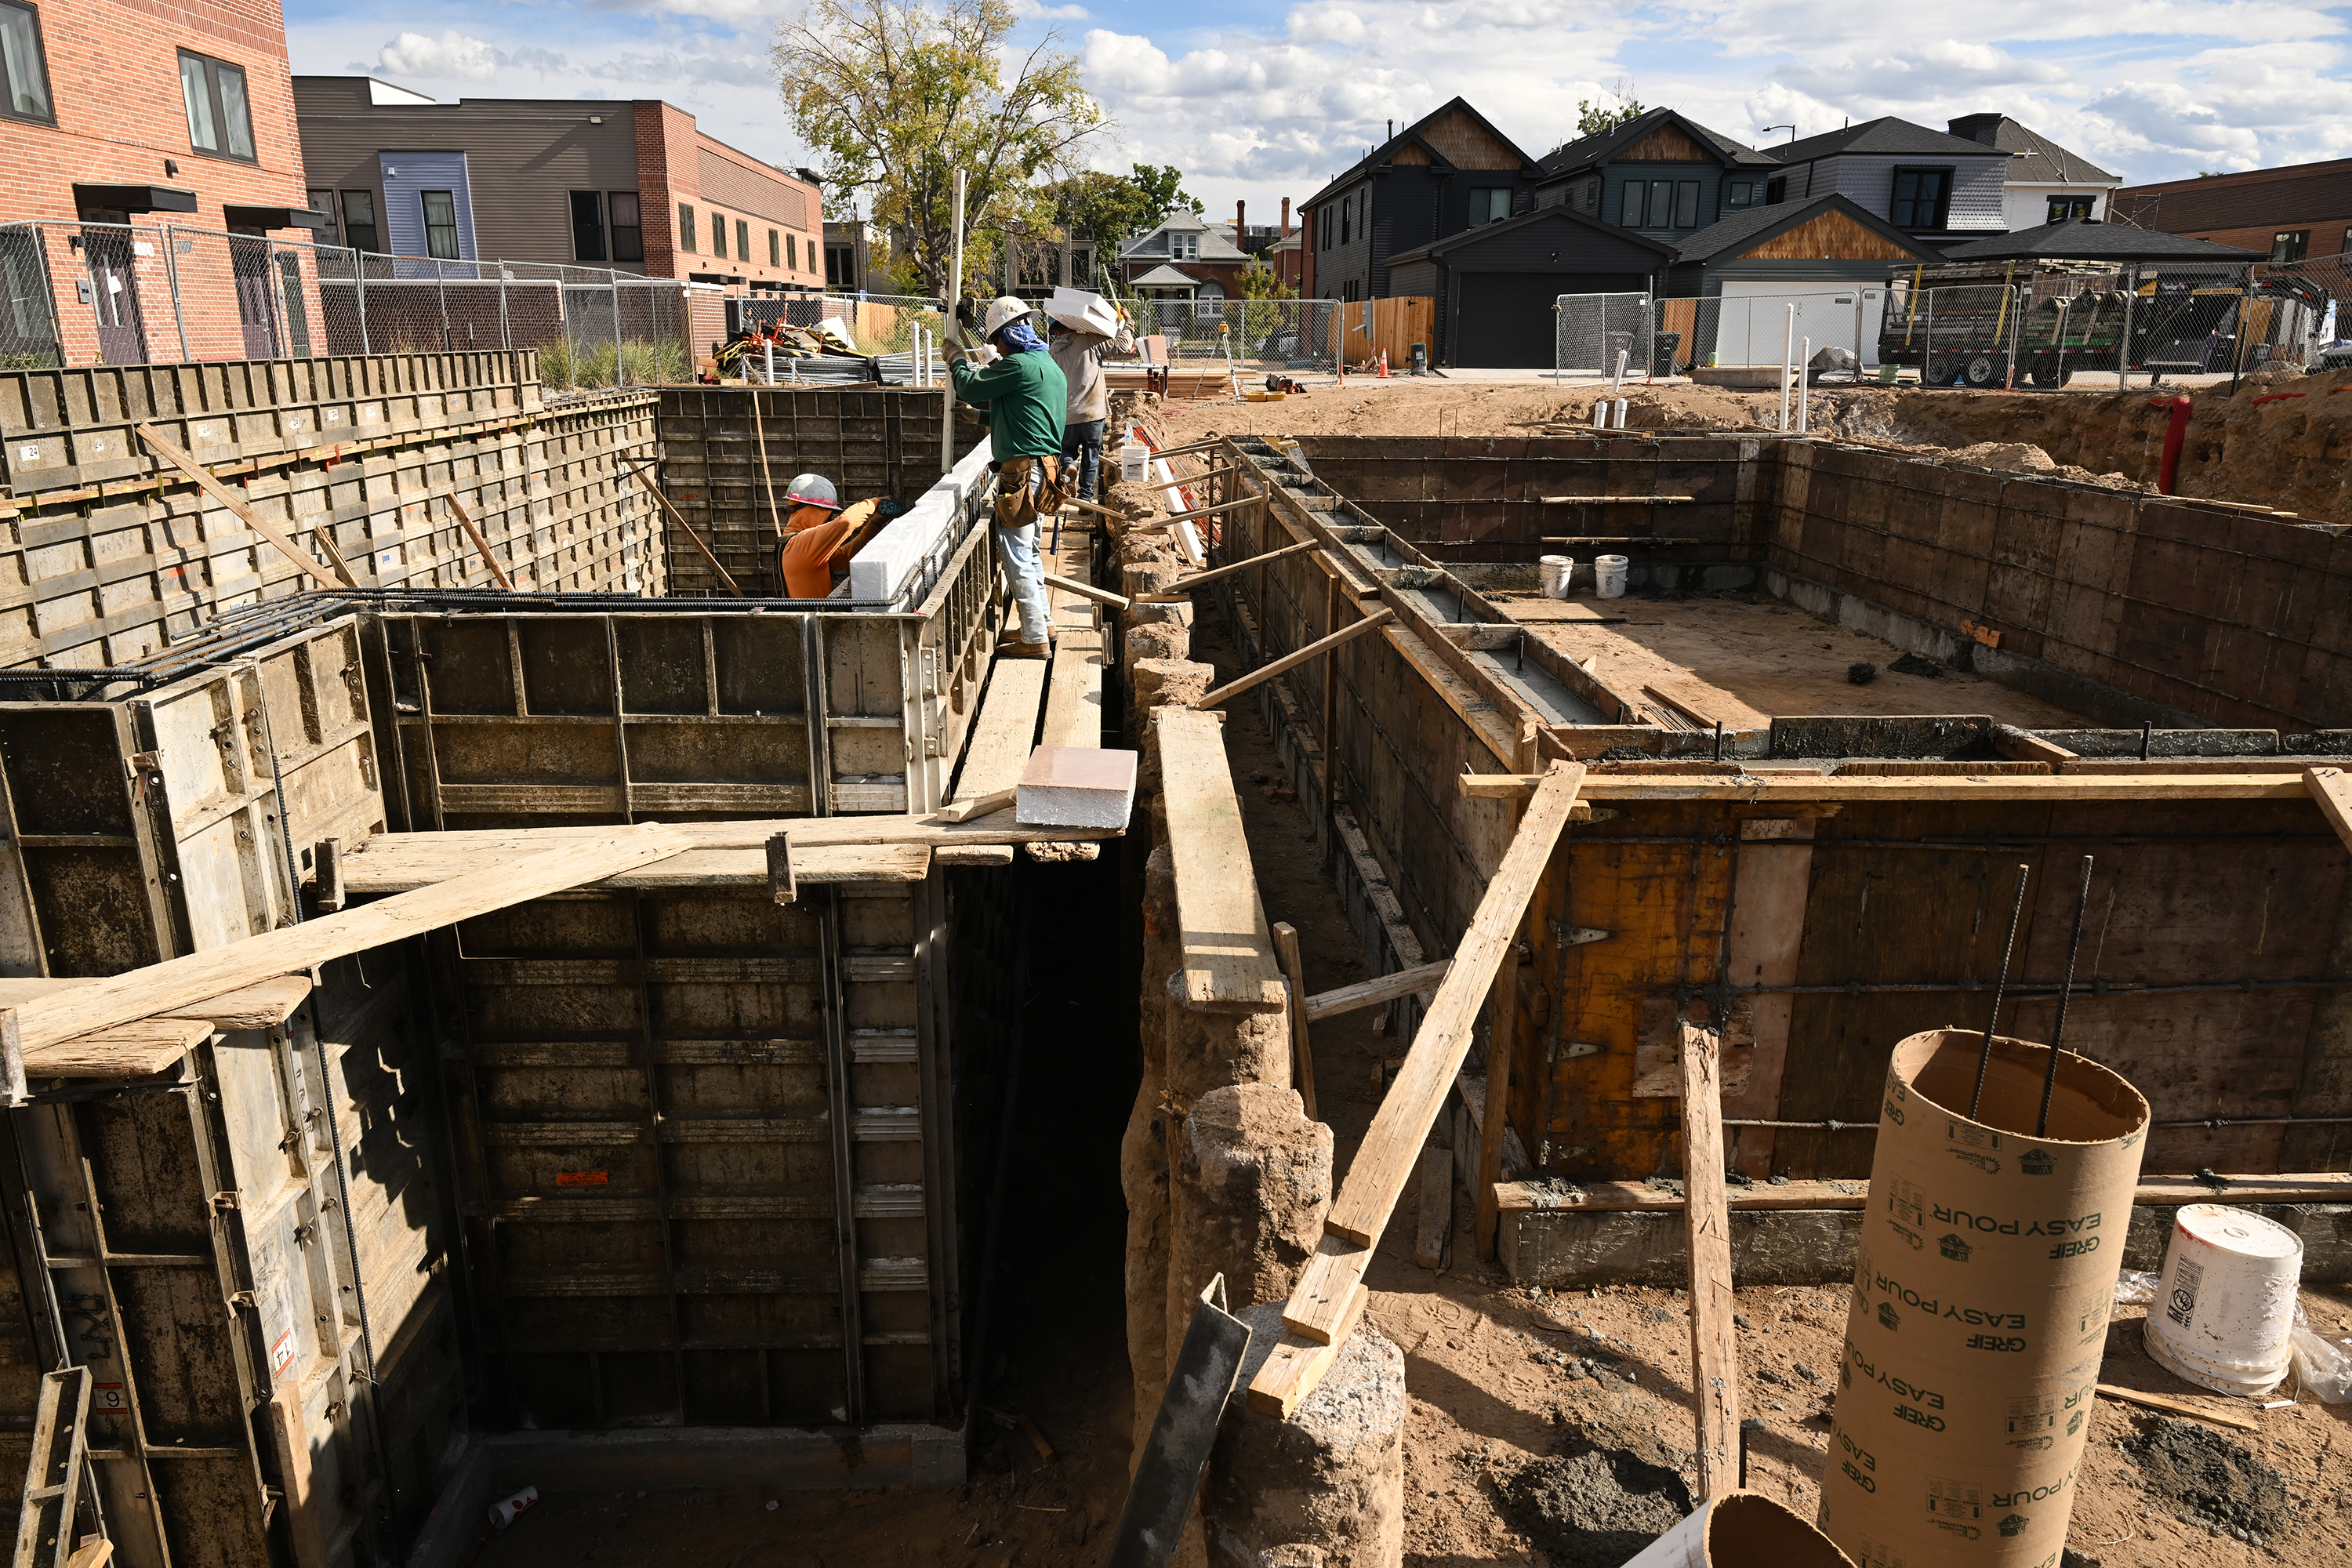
1499,1201,2352,1287
1204,1305,1406,1568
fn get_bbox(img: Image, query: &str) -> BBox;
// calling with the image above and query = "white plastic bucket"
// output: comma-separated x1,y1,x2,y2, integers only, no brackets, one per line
1621,1491,1855,1567
1594,554,1630,599
1539,555,1573,599
2143,1203,2303,1396
1119,441,1149,484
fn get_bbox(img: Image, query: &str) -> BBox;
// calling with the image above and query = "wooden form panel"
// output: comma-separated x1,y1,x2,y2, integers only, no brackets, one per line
432,880,960,1430
654,387,952,597
372,563,997,829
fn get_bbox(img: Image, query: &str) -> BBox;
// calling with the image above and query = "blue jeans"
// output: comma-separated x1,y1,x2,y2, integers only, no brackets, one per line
1062,418,1105,500
994,521,1051,644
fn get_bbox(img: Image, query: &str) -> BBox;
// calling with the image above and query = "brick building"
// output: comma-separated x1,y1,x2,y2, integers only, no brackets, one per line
2111,159,2352,263
0,0,318,231
294,78,826,292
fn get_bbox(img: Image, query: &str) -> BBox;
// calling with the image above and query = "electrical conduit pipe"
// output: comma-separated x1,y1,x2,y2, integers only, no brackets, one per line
2148,394,2190,495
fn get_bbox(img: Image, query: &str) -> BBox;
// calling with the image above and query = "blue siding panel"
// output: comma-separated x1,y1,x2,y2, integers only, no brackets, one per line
378,152,479,263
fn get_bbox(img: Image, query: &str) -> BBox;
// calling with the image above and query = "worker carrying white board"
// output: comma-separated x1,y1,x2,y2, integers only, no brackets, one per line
1044,288,1137,505
949,296,1069,660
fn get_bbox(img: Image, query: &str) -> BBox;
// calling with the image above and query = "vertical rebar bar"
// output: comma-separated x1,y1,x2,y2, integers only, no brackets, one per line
161,224,191,362
1970,863,2033,1119
2035,856,2097,1138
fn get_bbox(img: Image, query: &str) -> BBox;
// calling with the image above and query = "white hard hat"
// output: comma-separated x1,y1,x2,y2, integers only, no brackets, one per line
786,473,839,510
981,296,1035,338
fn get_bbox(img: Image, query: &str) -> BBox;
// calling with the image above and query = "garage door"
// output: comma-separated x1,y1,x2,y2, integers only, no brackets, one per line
1454,272,1646,368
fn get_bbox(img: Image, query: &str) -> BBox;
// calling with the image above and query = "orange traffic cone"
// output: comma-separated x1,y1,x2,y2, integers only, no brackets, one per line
1377,350,1389,378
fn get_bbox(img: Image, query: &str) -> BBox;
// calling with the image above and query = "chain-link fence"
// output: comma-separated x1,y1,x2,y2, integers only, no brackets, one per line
730,292,945,358
0,218,691,389
2249,251,2349,369
1123,296,1338,375
1552,292,1654,379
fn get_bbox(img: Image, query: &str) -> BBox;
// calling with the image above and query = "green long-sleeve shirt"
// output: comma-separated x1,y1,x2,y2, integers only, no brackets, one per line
950,349,1068,462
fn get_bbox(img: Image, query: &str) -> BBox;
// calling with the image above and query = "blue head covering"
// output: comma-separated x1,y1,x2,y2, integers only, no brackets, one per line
996,318,1051,354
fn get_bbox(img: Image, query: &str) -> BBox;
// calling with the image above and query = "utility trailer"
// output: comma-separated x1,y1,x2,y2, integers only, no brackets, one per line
1877,261,2272,388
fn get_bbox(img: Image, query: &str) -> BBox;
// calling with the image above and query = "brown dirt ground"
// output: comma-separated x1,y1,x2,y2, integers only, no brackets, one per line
1498,594,2092,731
1149,365,2352,522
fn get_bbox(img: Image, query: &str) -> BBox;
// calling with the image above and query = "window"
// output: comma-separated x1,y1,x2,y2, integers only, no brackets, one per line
736,219,749,260
179,50,254,161
1338,198,1349,246
570,191,605,262
307,189,339,245
1725,181,1753,209
0,1,54,124
710,210,727,258
1319,206,1330,250
826,244,853,286
420,190,459,260
1891,168,1953,230
1765,175,1787,205
768,229,779,267
2047,194,2096,223
2271,230,2308,263
787,233,797,270
1174,230,1200,260
608,193,643,263
339,190,379,253
1675,180,1700,228
1620,182,1645,227
1581,182,1596,212
1470,187,1512,224
678,202,696,252
1648,180,1673,227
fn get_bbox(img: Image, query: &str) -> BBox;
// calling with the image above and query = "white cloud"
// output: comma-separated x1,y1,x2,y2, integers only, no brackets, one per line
376,31,502,81
1286,5,1369,44
1013,0,1091,17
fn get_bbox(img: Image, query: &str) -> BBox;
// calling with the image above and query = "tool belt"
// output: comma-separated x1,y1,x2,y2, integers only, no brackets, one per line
993,455,1066,530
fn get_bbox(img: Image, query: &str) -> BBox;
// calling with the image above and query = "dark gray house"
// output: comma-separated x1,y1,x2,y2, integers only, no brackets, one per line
1657,194,1944,369
1301,99,1545,303
1383,205,1674,367
1758,118,2010,246
1530,108,1783,244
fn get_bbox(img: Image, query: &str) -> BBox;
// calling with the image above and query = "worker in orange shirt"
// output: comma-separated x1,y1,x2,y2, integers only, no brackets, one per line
776,474,888,599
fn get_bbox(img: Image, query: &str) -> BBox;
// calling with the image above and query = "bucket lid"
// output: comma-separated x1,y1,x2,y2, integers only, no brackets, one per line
2177,1203,2303,1259
1595,554,1630,566
1540,554,1571,564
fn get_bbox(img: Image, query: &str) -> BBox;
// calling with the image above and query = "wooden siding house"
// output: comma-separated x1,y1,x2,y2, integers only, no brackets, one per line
1301,98,1545,303
1531,108,1783,245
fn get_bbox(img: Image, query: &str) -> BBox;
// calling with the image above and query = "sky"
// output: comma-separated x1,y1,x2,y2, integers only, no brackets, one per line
284,0,2352,224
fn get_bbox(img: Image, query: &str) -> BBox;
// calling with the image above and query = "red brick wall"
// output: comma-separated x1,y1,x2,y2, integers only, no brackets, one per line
631,101,825,293
0,0,310,229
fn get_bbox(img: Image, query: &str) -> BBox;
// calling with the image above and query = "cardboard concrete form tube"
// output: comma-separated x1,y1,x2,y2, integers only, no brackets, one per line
1624,1491,1856,1568
1817,1029,2149,1568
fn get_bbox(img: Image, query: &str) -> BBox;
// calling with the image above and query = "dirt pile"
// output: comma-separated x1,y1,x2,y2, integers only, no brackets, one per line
2121,1415,2295,1544
1500,1438,1693,1567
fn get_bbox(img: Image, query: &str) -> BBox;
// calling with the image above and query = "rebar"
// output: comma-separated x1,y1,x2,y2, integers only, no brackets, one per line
1970,863,2032,1119
2036,855,2096,1137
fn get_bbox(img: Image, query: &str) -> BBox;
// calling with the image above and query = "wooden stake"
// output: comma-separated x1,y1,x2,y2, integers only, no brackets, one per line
1272,921,1317,1120
1474,961,1516,1261
1040,572,1128,610
1414,1145,1450,1268
1302,959,1450,1023
617,456,746,597
766,832,796,905
1193,608,1393,711
136,423,356,589
2094,1383,2259,1432
1156,538,1323,596
1130,493,1264,533
752,390,785,539
445,493,514,590
2309,767,2352,855
937,786,1016,825
309,525,358,588
1679,1018,1742,1501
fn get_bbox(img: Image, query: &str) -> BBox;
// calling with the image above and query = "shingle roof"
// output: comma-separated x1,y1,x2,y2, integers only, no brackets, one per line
1946,114,2120,186
1300,96,1541,209
1128,263,1203,288
1380,203,1676,267
1537,107,1778,178
1767,116,2010,165
1936,219,2266,263
1668,194,1943,264
1116,211,1249,263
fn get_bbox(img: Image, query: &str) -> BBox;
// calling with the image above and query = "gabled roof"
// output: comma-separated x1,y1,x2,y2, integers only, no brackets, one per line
1537,107,1779,180
1116,209,1249,263
1767,116,2011,165
1301,96,1542,209
1946,115,2121,187
1381,202,1677,267
1936,219,2265,263
1128,263,1203,288
1671,194,1944,265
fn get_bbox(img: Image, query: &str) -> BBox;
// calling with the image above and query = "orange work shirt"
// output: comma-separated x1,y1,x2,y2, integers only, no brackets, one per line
778,499,883,598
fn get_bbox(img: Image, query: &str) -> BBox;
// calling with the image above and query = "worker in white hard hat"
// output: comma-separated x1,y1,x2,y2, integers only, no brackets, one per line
776,471,886,599
949,295,1068,659
1047,295,1135,504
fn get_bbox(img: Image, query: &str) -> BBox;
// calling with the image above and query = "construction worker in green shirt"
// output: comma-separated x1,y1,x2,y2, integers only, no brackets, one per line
949,296,1069,659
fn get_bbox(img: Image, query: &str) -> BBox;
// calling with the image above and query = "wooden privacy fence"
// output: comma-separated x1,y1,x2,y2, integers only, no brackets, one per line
1328,297,1435,370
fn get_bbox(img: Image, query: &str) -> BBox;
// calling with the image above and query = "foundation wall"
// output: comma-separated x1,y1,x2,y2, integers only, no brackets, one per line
652,387,955,597
1210,437,2352,1210
0,354,663,670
